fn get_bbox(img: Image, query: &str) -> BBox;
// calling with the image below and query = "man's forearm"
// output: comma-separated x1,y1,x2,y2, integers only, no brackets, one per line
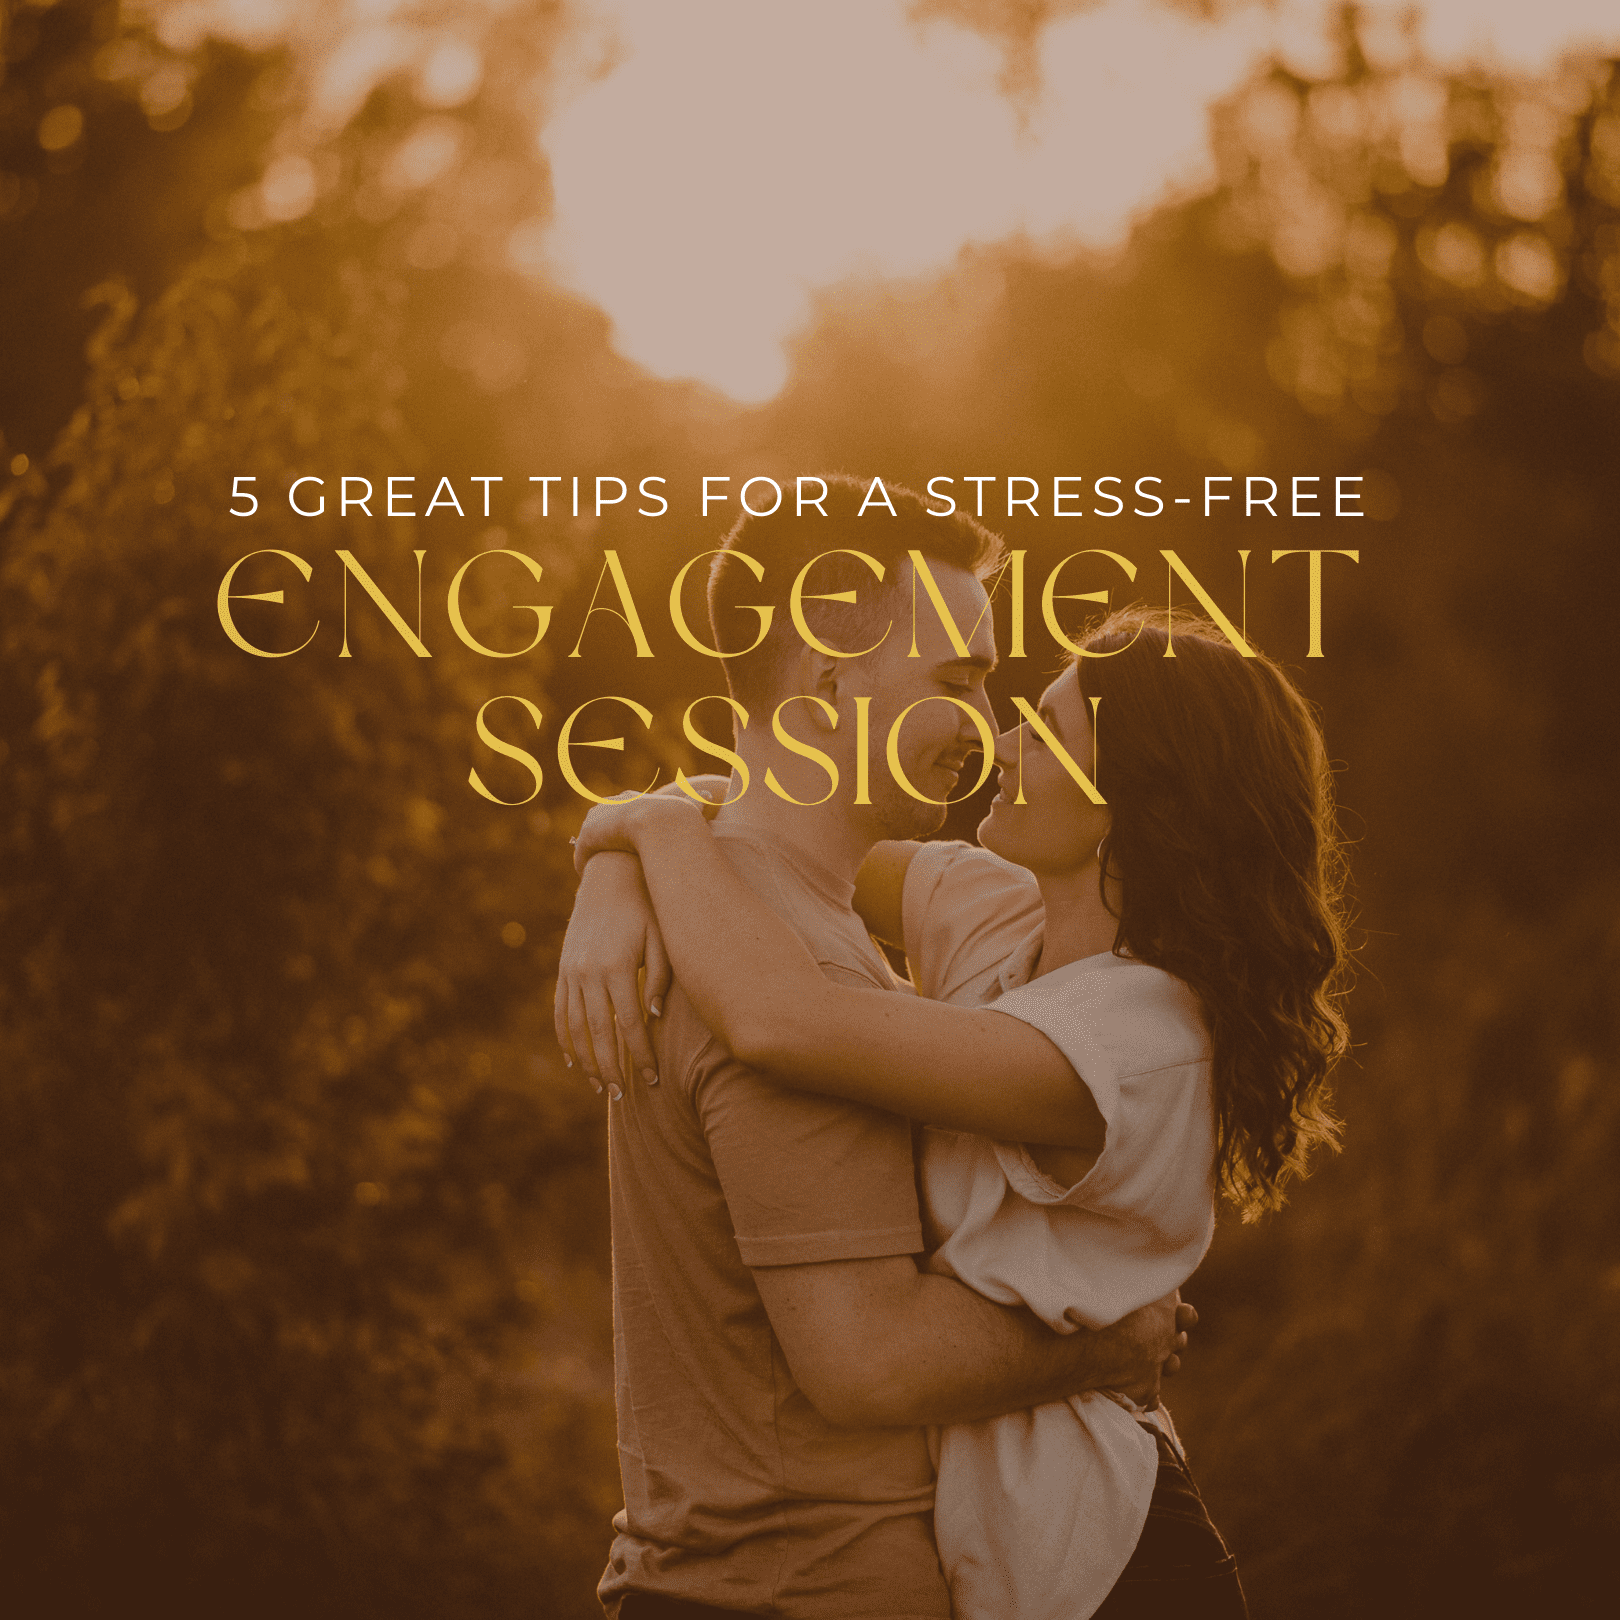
756,1252,1179,1431
853,1271,1167,1428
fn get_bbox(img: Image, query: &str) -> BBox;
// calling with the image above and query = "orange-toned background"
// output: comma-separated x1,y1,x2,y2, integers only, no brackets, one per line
2,3,1616,1615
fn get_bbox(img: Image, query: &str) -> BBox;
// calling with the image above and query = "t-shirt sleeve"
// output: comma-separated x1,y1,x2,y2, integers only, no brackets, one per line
693,1047,925,1269
986,967,1216,1254
902,840,1043,1004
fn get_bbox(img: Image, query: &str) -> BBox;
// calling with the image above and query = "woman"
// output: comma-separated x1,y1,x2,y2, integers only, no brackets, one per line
557,608,1350,1620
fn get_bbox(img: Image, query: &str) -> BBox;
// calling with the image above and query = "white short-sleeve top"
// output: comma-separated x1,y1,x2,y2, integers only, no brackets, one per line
902,840,1218,1620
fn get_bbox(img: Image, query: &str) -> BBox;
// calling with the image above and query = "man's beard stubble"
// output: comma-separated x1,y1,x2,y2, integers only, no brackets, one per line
866,769,952,843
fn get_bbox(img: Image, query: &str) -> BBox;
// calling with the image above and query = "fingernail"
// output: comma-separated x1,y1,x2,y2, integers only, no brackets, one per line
588,1076,602,1095
649,998,662,1018
606,1082,623,1101
642,1067,658,1086
563,1053,573,1068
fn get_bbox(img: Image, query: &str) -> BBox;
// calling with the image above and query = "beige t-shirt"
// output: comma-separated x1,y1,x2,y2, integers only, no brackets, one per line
598,825,952,1620
903,840,1217,1620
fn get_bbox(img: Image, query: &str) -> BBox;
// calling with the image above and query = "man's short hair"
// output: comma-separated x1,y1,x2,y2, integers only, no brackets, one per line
707,474,1005,709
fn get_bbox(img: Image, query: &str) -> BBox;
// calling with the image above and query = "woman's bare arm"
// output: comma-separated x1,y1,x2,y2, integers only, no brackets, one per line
563,798,1104,1152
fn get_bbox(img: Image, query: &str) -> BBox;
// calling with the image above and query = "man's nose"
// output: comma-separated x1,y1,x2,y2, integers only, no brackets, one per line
962,689,998,740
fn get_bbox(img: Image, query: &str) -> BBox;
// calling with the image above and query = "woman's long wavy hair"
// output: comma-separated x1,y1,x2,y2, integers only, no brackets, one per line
1077,607,1351,1220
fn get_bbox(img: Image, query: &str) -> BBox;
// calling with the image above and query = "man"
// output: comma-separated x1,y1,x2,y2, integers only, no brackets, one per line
560,477,1188,1620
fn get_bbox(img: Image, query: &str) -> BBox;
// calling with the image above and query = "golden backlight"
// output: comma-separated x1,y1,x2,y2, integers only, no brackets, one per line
540,0,1620,401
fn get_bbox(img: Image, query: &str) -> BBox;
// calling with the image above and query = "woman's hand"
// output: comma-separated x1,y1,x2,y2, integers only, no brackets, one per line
554,851,671,1094
556,784,721,1092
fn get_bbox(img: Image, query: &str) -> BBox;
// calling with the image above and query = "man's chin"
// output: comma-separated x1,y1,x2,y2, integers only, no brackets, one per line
871,791,949,843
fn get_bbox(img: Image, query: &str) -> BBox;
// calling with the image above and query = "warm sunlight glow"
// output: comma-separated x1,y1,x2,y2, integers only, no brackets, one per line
540,0,1620,402
541,0,1267,401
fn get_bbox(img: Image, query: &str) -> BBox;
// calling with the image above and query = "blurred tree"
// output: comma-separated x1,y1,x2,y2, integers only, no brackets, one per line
0,0,268,461
1180,31,1620,1613
1,4,623,1616
0,234,617,1617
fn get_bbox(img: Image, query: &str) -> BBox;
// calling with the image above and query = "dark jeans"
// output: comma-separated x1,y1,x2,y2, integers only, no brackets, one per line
1090,1424,1250,1620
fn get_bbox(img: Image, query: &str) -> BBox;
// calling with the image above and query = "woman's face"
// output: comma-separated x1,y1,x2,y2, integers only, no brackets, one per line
978,663,1111,877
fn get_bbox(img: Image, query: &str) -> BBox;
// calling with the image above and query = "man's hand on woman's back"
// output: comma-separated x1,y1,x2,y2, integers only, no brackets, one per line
1098,1294,1198,1410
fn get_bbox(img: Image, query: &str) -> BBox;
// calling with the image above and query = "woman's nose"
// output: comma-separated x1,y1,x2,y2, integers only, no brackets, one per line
992,725,1021,768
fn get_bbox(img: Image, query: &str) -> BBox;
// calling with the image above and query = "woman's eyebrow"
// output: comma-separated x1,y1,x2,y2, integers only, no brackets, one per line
1037,702,1065,736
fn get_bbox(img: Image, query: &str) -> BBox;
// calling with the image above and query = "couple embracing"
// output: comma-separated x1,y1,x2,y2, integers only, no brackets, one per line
555,476,1348,1620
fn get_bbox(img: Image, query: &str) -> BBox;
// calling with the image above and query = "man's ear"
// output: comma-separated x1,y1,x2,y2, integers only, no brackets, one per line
789,646,844,730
